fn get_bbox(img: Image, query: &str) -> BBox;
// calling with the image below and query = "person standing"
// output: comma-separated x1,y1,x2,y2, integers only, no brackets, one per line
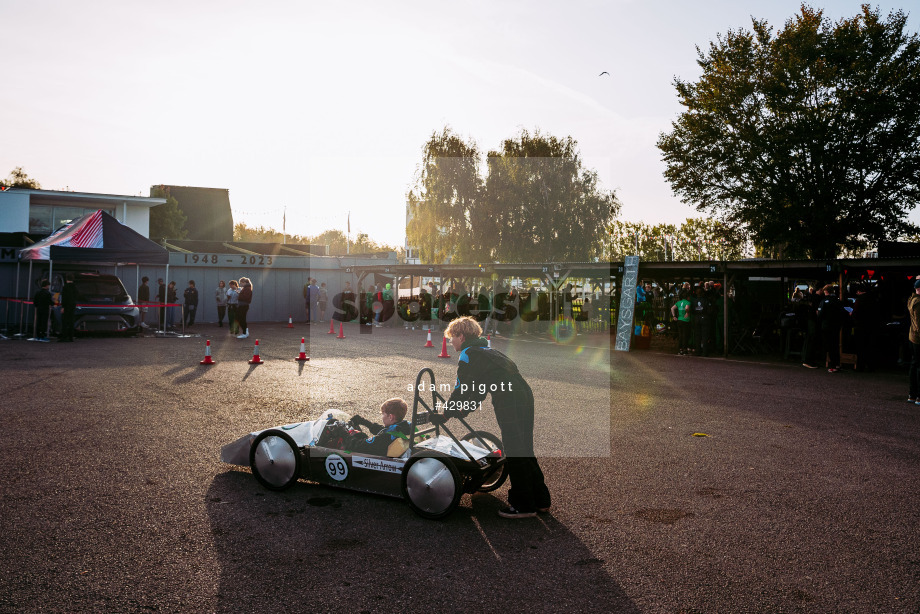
802,286,824,369
183,280,199,327
437,316,551,519
342,281,357,322
215,281,228,327
363,283,376,327
156,278,167,330
817,284,846,372
690,285,711,356
851,283,879,372
226,280,240,334
137,276,150,329
236,277,252,339
381,282,394,327
303,279,313,324
318,282,328,322
372,283,383,327
59,273,76,342
418,285,433,330
908,280,920,402
32,279,53,342
563,282,575,329
166,281,179,329
671,289,691,355
309,278,320,324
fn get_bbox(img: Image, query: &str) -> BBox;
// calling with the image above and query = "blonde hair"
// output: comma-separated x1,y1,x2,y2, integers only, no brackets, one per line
444,316,482,341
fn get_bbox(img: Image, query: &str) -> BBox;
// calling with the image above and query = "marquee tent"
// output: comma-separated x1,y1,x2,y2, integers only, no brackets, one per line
18,209,168,264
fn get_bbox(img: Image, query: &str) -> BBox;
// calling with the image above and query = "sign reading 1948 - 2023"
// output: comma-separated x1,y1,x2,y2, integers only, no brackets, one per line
180,253,276,266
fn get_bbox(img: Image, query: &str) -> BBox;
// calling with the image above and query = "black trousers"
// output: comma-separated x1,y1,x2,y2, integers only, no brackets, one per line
910,342,920,399
677,320,690,351
237,304,249,333
506,456,551,513
35,307,50,338
61,308,75,340
802,321,821,365
822,327,841,368
216,305,226,325
184,305,197,326
693,317,710,355
854,327,873,371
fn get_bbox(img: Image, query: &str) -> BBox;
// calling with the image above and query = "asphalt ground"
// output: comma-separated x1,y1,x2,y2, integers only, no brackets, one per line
1,322,918,613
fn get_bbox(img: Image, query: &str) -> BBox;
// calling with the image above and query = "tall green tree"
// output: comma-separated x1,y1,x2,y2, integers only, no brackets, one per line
672,218,747,261
408,127,617,264
607,220,656,260
149,186,188,243
233,222,288,243
406,128,482,264
657,5,920,258
3,167,41,189
308,229,348,254
606,218,746,261
484,129,618,262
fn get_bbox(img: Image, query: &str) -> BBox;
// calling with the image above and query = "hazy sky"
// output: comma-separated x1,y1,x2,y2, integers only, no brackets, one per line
2,0,916,247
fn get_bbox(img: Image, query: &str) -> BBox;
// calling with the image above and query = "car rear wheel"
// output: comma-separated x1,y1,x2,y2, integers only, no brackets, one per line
461,431,508,492
402,454,461,520
250,429,300,491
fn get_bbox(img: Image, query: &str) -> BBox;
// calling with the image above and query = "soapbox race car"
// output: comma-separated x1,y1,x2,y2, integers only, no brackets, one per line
220,368,508,519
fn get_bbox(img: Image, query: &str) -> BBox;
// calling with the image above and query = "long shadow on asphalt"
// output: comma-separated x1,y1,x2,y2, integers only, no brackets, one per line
206,471,638,613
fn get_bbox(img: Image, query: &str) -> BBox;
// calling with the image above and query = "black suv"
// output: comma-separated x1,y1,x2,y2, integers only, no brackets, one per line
52,273,141,335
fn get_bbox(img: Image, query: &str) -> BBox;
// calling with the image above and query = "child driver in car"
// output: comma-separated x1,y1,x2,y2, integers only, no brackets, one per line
347,398,412,456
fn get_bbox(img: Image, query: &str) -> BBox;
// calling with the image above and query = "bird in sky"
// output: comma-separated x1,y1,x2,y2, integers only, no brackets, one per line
599,71,609,76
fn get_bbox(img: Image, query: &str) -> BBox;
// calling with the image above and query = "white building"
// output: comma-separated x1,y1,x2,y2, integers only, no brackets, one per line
0,188,165,239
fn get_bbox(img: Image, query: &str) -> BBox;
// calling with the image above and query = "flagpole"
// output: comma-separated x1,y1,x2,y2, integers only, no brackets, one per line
347,211,350,255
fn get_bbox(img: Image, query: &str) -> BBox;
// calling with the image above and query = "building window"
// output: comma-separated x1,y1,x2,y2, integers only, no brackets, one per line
29,205,53,234
53,206,86,230
29,205,116,236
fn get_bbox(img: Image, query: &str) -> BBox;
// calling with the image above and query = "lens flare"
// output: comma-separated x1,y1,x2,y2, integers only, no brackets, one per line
551,321,576,344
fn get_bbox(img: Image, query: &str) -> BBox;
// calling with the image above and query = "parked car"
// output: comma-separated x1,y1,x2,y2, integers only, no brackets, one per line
51,272,141,335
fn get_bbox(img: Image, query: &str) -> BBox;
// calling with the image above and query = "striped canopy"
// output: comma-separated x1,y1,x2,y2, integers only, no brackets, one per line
18,210,168,264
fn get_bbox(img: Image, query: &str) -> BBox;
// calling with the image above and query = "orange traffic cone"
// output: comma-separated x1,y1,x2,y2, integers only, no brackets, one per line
287,316,294,328
438,336,451,358
200,340,215,365
424,330,434,347
295,337,309,361
328,319,336,334
249,339,263,364
487,334,491,349
337,322,345,339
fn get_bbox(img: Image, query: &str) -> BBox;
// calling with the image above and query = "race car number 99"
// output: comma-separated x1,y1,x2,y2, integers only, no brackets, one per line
325,454,348,481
